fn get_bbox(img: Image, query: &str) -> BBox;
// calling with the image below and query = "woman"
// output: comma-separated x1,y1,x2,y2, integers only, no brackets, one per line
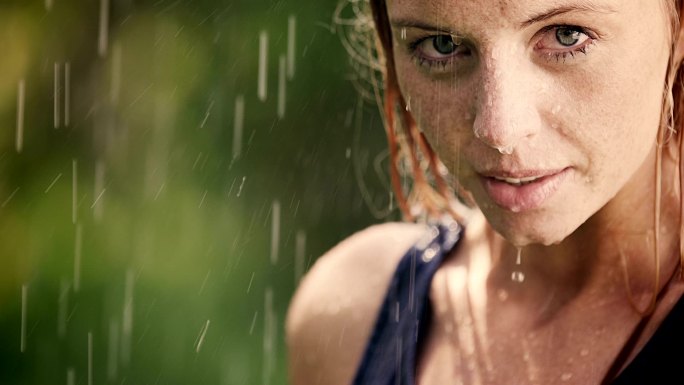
287,0,684,384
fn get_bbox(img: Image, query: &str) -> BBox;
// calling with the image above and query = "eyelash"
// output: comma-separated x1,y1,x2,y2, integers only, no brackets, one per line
407,25,596,71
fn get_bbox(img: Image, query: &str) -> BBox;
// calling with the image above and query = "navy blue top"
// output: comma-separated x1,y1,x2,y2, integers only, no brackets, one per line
352,223,684,385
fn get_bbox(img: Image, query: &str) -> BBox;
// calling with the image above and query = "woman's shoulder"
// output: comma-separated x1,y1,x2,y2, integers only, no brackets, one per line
285,221,430,385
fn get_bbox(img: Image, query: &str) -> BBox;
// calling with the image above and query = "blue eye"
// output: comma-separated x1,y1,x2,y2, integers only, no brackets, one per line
556,27,582,46
433,35,458,55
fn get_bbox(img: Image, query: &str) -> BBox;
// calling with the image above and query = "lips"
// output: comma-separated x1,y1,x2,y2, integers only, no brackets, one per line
478,168,571,212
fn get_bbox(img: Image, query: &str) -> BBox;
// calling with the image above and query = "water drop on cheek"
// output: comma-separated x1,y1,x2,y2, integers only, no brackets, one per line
496,145,514,155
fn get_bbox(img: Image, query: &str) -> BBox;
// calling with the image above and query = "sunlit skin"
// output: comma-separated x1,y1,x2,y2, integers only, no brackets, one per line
387,0,684,382
391,0,671,246
388,0,684,295
286,1,684,384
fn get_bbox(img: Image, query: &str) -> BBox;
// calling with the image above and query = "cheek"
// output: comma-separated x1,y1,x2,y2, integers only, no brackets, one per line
565,47,667,183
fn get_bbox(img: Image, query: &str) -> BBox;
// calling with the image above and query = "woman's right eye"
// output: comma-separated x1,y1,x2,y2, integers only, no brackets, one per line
409,34,470,71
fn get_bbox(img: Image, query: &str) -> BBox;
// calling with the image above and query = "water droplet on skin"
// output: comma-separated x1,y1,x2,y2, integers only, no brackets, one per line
497,289,509,301
496,145,514,155
561,373,573,381
511,248,524,282
580,348,590,356
511,271,525,283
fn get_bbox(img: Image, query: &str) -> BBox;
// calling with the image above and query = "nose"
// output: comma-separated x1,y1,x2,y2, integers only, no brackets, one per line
471,56,542,152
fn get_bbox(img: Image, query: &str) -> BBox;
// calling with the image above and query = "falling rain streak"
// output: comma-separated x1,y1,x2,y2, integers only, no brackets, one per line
45,0,53,11
67,368,75,385
54,62,60,128
98,0,110,57
287,15,296,79
233,96,244,160
258,31,268,102
195,319,211,353
45,173,62,193
20,284,27,353
277,55,287,119
270,200,281,265
64,62,71,126
74,224,83,292
72,159,78,224
53,62,71,128
263,288,275,385
88,332,93,385
93,161,105,220
2,188,19,208
16,80,25,153
122,269,134,366
295,230,306,283
237,176,246,197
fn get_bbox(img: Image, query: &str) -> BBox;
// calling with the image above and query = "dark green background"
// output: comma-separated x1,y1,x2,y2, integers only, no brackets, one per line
0,0,397,384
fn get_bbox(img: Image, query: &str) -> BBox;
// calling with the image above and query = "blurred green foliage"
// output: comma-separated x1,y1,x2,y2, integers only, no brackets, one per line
0,0,397,384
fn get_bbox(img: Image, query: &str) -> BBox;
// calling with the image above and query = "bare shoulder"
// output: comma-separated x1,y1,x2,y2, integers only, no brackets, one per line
285,221,429,385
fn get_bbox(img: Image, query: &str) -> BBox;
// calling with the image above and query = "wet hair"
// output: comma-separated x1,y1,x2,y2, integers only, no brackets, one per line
338,0,684,312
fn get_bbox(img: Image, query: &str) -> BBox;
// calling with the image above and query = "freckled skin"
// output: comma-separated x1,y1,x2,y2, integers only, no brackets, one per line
287,2,684,385
389,0,672,247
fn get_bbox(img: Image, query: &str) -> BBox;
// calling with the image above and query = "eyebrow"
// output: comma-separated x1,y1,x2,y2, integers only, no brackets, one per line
521,2,617,28
389,2,617,33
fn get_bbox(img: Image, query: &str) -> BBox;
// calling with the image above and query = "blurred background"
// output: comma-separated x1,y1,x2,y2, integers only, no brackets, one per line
0,0,397,384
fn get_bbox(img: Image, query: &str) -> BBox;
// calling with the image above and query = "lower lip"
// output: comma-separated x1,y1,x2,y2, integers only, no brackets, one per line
480,168,570,212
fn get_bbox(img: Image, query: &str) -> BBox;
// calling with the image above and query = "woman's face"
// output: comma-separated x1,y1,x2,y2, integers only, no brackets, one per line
388,0,673,246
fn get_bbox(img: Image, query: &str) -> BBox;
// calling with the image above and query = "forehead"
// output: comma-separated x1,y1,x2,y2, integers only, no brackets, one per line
385,0,664,34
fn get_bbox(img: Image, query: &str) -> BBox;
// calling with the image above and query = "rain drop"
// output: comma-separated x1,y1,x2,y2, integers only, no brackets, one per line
277,55,287,119
287,15,296,79
233,96,245,160
270,200,281,265
54,62,61,128
257,31,269,101
98,0,110,57
16,80,25,153
20,284,27,353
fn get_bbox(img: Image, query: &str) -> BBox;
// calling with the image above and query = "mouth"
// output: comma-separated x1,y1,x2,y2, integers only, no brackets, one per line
478,168,571,212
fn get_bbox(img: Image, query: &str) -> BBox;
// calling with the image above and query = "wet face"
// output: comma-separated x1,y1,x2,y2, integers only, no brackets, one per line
387,0,673,245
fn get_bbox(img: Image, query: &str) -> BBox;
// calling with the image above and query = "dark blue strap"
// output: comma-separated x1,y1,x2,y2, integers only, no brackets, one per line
352,222,462,385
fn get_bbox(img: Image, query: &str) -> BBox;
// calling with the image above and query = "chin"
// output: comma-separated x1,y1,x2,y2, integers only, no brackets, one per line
481,207,583,247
